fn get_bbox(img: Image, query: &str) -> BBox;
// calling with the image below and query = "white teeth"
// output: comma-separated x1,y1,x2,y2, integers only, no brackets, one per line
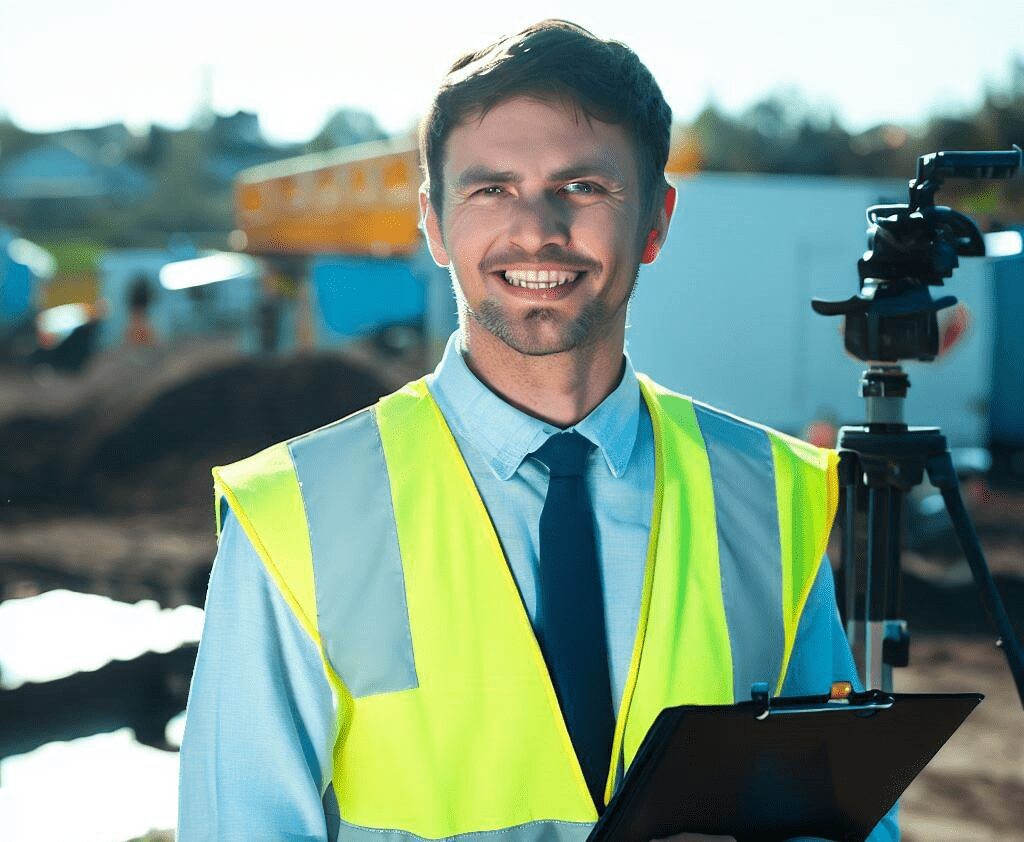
503,269,580,288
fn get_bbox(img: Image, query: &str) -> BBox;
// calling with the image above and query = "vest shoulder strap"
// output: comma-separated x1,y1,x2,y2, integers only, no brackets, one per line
638,372,840,692
637,372,837,526
211,397,417,647
213,438,319,643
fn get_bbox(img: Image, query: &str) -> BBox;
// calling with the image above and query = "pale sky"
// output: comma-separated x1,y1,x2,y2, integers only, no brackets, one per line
0,0,1022,144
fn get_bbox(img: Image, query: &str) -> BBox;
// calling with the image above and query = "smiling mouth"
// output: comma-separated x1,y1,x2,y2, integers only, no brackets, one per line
500,269,582,289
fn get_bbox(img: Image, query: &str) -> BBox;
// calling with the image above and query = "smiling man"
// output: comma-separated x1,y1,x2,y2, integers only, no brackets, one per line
178,20,897,842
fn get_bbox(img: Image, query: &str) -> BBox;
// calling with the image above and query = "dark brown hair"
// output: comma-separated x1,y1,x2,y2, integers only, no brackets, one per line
419,20,672,225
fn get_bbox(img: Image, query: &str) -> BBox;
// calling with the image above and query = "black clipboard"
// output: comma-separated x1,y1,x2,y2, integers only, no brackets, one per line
587,688,982,842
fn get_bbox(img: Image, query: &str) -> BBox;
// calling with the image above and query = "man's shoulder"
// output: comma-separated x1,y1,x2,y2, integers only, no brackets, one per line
217,403,379,481
211,401,385,501
211,401,383,539
637,371,762,433
637,372,832,460
213,376,435,497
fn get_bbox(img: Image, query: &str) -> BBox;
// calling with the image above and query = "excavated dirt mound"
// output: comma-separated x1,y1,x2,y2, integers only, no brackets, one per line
0,336,426,604
0,339,416,518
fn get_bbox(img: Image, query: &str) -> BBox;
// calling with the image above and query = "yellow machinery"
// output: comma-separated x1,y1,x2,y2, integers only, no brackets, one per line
234,137,422,258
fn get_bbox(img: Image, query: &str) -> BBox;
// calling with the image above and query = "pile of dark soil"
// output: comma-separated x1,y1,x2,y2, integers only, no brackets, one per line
0,340,407,517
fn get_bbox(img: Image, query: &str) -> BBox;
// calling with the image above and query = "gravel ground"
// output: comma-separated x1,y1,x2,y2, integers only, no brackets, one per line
895,636,1024,841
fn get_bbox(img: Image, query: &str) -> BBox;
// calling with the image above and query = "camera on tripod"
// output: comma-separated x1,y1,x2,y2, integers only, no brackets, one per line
807,144,1024,707
813,145,1022,364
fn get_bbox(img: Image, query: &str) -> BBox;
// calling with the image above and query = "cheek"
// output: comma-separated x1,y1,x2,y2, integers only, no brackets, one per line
571,206,642,261
445,208,513,275
446,206,505,248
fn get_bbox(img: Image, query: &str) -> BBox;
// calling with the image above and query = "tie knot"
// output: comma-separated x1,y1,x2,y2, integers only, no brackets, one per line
531,431,594,477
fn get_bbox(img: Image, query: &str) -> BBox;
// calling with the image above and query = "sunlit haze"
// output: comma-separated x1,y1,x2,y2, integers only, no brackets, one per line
2,0,1022,143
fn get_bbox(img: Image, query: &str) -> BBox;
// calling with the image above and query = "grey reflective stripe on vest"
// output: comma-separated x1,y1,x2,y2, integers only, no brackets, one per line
288,407,418,698
323,782,592,842
332,816,591,842
692,402,785,702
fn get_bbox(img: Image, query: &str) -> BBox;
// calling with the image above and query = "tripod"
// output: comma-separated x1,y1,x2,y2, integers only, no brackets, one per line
837,364,1024,704
810,144,1024,703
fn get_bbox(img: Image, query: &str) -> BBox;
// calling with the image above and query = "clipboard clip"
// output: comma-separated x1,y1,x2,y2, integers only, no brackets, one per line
750,681,895,720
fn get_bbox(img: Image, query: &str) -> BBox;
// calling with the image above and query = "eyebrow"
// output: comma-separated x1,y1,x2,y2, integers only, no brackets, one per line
453,167,522,192
547,160,626,185
452,160,626,192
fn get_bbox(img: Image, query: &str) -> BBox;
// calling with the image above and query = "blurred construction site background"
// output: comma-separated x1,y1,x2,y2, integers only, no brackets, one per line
1,4,1023,841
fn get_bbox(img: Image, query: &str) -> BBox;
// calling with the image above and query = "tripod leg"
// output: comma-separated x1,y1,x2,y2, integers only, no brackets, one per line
838,451,858,641
884,485,903,627
881,487,910,684
928,451,1024,709
864,487,891,691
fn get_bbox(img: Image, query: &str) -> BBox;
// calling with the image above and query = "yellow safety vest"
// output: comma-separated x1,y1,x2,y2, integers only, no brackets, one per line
212,374,838,841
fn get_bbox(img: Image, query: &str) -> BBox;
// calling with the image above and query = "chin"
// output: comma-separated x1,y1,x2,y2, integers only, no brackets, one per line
497,320,597,357
468,296,609,357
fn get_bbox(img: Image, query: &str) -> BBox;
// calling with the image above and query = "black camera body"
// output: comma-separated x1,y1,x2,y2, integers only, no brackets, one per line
812,146,1021,362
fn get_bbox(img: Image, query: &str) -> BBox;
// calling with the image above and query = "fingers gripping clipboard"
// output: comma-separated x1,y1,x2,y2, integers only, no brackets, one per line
586,686,982,842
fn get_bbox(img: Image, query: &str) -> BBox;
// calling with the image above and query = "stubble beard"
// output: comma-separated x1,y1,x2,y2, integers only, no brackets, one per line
453,266,640,357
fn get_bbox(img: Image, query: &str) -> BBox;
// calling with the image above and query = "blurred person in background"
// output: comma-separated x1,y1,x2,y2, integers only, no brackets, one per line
256,270,283,354
178,20,897,842
123,274,157,346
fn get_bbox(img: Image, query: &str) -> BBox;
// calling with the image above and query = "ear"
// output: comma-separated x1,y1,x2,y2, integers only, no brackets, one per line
640,184,677,265
419,187,451,267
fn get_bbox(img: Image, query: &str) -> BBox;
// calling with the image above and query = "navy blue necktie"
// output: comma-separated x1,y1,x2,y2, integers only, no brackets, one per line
530,431,614,812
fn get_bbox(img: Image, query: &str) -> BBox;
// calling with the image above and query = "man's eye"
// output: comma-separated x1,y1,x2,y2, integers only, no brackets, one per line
477,186,505,196
562,182,598,195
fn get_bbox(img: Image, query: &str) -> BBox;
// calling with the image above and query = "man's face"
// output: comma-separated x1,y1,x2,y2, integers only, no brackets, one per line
421,96,657,358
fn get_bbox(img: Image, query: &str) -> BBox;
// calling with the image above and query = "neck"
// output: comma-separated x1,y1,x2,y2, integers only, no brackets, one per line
459,324,626,428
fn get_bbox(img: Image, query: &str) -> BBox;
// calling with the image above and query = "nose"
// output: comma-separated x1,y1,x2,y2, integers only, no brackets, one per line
507,192,571,254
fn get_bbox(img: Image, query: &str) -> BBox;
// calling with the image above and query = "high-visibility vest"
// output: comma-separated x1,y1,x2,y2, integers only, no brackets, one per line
213,374,838,842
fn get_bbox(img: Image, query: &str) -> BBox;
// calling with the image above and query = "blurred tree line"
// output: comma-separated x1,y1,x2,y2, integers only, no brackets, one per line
679,57,1024,221
1,57,1022,250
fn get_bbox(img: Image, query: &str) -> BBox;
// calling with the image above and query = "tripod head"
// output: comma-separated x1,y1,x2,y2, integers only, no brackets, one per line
812,145,1022,363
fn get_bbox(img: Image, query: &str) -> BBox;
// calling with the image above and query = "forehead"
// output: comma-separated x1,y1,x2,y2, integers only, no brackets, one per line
442,96,637,184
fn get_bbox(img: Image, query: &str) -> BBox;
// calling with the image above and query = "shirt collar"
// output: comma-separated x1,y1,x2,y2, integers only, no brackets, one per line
425,331,640,481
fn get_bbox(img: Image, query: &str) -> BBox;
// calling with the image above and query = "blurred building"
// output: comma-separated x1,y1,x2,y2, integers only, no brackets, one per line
0,128,152,230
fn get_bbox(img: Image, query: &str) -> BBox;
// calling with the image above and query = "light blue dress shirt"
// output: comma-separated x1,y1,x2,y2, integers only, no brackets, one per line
178,331,898,841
